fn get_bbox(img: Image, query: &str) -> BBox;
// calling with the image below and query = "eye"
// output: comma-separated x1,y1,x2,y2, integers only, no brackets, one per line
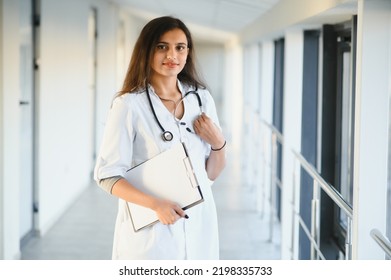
156,44,168,51
176,45,187,52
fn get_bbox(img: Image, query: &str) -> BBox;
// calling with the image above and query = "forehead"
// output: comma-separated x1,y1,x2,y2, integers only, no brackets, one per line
158,28,188,44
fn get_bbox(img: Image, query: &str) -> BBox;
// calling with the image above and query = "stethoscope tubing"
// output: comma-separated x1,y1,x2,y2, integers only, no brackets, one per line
145,86,202,141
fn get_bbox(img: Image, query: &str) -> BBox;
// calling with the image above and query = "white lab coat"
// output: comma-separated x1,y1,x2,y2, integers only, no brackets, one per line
94,80,220,260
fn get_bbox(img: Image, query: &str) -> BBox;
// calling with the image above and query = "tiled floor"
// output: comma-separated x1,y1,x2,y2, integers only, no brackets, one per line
21,148,281,260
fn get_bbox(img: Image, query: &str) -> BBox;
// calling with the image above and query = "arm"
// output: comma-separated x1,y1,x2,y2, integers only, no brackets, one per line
111,178,187,225
206,140,227,180
193,113,226,180
94,97,186,225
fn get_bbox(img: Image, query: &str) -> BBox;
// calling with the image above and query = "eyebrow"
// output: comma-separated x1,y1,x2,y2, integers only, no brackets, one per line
157,41,188,46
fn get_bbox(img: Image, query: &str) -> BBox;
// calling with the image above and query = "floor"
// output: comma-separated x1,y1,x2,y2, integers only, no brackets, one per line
21,148,281,260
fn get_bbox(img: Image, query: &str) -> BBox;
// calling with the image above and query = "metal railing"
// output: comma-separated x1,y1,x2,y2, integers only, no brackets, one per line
370,229,391,259
260,120,284,242
292,150,353,260
261,120,353,259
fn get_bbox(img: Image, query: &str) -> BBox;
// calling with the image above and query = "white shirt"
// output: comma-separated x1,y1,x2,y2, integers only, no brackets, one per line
94,80,221,260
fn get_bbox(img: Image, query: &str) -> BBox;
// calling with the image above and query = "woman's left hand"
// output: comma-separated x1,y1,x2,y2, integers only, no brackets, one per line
193,113,225,149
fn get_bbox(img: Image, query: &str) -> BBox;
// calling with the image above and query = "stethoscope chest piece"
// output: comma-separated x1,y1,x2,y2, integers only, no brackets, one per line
162,131,173,142
146,86,202,142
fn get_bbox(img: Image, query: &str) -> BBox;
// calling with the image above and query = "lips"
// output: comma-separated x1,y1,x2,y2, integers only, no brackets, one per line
163,62,179,68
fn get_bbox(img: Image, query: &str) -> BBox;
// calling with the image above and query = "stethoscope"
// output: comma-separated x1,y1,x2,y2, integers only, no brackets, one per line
145,86,203,141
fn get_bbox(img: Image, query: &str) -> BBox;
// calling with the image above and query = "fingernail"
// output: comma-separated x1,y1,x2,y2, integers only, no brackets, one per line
184,214,189,219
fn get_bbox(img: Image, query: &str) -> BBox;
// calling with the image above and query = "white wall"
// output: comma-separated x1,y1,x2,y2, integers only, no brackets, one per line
223,39,243,152
353,0,391,259
258,41,274,216
281,29,304,259
242,44,261,189
37,0,118,235
38,0,91,234
0,0,3,259
0,0,21,260
196,42,225,123
95,13,145,153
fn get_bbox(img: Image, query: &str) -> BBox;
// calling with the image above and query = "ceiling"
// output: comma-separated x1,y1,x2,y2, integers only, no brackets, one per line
111,0,280,34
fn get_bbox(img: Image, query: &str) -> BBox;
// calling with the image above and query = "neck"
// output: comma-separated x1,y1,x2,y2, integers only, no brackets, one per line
150,76,179,99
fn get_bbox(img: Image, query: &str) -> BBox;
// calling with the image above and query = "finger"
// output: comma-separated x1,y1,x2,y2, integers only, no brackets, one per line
200,114,208,122
173,205,189,219
193,125,201,136
177,211,189,219
194,119,202,130
196,112,206,121
171,213,181,224
195,116,203,124
173,204,185,217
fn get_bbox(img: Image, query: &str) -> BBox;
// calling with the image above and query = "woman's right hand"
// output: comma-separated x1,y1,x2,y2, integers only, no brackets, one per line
152,199,188,225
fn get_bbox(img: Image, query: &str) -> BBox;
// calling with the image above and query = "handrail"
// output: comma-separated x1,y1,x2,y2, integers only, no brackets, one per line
261,120,284,144
292,149,353,259
260,120,353,259
297,215,326,260
291,150,353,218
259,120,391,260
370,229,391,258
260,120,284,242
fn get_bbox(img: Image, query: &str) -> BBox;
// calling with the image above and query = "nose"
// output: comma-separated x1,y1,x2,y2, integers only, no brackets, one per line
166,48,176,60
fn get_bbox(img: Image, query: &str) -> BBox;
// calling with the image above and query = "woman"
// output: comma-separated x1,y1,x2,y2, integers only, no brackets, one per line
94,16,226,260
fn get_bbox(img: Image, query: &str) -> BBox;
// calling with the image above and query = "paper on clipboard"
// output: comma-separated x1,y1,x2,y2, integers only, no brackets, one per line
124,142,204,232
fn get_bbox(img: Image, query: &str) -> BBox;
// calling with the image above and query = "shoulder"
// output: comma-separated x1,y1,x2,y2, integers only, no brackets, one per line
197,87,212,99
108,92,147,123
197,87,216,108
112,91,145,108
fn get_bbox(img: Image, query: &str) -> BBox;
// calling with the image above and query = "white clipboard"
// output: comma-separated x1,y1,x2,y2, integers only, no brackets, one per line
124,142,204,232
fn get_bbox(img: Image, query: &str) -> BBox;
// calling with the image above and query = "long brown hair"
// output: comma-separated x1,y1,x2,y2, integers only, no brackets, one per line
118,16,206,96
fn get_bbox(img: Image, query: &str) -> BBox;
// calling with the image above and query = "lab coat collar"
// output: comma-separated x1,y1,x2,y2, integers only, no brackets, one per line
147,79,193,99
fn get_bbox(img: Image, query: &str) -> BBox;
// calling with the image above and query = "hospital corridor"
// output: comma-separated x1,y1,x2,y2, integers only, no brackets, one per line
1,0,391,262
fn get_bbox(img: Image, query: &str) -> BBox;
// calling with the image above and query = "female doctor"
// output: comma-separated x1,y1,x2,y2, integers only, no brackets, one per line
94,16,226,260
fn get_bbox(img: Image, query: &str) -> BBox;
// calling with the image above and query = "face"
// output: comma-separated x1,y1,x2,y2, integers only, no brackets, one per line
151,28,189,80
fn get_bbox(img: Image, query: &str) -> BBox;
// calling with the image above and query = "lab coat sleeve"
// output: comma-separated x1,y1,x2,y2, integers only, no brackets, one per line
202,89,222,143
94,95,134,191
201,89,223,174
203,89,221,130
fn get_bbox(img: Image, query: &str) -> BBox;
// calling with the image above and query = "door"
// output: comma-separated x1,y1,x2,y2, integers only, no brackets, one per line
19,0,35,243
